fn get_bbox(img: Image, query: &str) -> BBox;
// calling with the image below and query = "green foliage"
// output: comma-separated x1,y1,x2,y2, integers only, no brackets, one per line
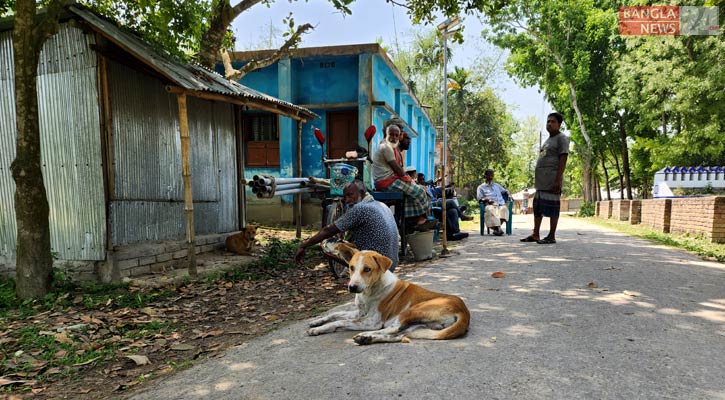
505,115,540,192
257,237,300,270
81,0,212,60
1,274,175,320
577,201,595,217
390,27,518,192
0,277,16,310
421,0,725,200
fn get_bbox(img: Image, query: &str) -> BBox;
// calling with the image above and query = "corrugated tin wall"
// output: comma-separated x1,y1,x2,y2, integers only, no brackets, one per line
0,31,16,261
0,25,106,262
107,61,238,246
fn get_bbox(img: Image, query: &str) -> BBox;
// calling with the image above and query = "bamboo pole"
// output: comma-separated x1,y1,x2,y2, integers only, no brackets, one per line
295,121,303,238
177,93,197,276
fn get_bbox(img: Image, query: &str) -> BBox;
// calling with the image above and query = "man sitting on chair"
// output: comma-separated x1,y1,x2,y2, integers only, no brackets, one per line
372,124,433,231
476,169,510,236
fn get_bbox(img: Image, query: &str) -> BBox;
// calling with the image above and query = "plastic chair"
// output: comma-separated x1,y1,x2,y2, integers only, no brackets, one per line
480,199,513,235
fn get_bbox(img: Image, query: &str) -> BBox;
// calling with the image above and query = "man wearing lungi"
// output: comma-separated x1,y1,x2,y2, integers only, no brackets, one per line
520,112,569,244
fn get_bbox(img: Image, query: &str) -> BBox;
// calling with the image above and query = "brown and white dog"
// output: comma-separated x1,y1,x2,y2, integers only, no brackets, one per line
225,225,257,256
307,244,470,345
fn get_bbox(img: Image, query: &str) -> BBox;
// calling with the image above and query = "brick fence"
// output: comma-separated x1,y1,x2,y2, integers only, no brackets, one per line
513,198,582,214
611,200,630,221
640,199,672,233
669,197,725,243
598,196,724,242
596,200,613,219
629,200,641,224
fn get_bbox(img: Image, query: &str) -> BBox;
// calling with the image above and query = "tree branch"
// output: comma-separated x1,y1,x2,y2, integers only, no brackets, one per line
227,23,314,80
33,0,69,50
231,0,263,17
508,19,593,152
386,0,411,9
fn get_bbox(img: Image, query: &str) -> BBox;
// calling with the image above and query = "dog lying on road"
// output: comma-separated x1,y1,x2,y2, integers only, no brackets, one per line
307,244,470,345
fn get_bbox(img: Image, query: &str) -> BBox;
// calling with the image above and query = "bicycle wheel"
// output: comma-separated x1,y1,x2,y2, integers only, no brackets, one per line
324,201,348,278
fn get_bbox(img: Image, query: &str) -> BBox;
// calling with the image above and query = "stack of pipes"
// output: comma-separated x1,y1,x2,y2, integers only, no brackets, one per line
249,175,330,198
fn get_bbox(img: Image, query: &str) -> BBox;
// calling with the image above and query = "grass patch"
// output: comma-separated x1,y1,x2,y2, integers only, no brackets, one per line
206,237,304,284
1,276,176,320
586,218,725,262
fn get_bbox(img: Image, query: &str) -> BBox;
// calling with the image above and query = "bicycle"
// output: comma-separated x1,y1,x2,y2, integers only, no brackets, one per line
320,156,368,278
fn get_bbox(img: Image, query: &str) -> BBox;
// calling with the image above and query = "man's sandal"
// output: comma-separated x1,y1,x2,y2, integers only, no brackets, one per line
520,235,538,242
536,237,556,244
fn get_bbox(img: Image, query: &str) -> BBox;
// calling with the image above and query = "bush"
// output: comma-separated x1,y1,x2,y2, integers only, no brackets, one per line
577,201,595,217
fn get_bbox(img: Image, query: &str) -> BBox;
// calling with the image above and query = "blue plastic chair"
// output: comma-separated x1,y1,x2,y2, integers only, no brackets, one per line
480,199,513,235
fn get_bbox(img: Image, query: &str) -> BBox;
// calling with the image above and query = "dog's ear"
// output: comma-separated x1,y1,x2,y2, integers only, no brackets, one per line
335,243,358,263
372,253,393,272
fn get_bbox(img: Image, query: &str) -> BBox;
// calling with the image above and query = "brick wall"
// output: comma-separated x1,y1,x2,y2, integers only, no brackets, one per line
612,200,631,221
629,200,641,225
597,201,613,219
640,199,671,233
669,196,725,243
0,233,227,281
112,233,227,278
595,201,601,217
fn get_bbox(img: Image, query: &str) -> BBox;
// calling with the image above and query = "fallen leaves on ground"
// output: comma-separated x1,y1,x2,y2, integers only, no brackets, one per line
491,272,506,278
0,229,355,400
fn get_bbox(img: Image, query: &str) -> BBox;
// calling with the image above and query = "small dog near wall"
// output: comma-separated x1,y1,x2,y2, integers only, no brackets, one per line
307,244,470,345
225,225,257,256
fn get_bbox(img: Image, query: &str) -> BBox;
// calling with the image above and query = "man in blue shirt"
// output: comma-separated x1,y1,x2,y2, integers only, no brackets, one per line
293,180,400,271
476,169,510,236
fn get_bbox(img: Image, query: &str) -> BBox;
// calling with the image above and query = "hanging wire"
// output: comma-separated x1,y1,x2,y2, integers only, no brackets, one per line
391,1,401,55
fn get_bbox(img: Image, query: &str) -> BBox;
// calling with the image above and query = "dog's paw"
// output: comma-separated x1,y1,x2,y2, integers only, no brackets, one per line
308,318,326,328
353,333,373,346
307,328,322,336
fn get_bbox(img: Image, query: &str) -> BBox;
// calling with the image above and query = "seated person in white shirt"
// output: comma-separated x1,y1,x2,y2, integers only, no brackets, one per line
476,169,510,236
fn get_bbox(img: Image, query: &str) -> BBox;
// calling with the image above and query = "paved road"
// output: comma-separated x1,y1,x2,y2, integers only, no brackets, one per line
130,215,725,400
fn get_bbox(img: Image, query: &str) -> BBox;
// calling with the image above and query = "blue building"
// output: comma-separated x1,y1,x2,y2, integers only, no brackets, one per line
226,44,438,224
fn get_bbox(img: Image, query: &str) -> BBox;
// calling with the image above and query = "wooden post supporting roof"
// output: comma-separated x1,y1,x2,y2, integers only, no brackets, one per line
295,121,303,238
176,93,197,276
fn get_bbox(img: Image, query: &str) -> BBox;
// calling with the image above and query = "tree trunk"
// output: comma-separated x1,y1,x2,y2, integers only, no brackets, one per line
618,115,632,200
595,178,601,201
12,0,59,299
610,148,624,199
198,0,235,68
198,0,263,69
600,151,611,200
662,111,668,136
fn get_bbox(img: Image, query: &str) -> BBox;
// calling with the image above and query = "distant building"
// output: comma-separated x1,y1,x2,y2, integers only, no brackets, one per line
653,166,725,197
224,44,438,223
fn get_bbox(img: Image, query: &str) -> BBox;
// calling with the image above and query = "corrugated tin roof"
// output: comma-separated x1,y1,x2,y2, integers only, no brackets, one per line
67,5,316,121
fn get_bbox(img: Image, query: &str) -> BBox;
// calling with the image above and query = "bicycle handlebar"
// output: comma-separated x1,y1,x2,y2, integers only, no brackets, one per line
322,157,370,164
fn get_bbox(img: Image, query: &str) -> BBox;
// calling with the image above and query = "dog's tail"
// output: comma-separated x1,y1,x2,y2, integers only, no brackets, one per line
399,296,470,340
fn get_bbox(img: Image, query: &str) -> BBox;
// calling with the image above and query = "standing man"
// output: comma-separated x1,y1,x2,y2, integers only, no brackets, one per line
476,169,510,236
293,180,400,271
521,112,569,244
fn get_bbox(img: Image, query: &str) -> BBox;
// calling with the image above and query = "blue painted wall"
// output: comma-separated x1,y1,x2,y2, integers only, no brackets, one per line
222,46,437,206
236,64,278,97
294,56,358,105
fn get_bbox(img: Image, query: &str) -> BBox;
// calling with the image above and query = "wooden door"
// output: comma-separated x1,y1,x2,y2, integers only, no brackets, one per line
326,110,358,159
